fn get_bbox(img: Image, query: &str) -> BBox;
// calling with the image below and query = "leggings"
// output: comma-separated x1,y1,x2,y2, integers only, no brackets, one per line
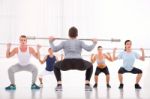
54,59,93,82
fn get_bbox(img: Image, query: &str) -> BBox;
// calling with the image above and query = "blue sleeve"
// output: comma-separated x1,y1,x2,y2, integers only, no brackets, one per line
117,52,123,59
134,52,140,59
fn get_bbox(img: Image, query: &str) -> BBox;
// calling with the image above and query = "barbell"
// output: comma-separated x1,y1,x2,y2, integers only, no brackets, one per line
27,36,121,42
0,43,48,47
0,42,150,50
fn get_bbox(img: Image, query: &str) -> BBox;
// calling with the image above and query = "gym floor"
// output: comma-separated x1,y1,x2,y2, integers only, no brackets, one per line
0,58,150,99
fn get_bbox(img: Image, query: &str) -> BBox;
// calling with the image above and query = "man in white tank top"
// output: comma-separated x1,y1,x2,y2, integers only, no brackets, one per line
5,35,40,90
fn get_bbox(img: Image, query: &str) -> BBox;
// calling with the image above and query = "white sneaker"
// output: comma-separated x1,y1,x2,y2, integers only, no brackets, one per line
40,84,43,88
85,84,92,91
55,85,62,91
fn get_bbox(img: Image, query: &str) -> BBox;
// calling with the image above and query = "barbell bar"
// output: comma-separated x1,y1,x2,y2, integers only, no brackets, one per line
0,42,150,50
0,42,48,47
27,36,121,42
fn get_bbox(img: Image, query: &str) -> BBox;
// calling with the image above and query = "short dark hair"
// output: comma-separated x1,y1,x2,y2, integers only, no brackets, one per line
19,35,27,41
97,46,102,50
68,26,78,38
20,35,27,38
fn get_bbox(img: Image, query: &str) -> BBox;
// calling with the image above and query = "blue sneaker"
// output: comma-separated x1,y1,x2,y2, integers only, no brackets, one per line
31,83,40,90
5,84,16,90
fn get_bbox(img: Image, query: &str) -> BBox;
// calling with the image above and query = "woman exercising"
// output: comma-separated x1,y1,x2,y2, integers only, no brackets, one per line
91,46,112,88
113,40,145,89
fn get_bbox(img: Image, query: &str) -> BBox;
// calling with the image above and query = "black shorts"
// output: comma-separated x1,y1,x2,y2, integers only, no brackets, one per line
95,66,110,76
54,59,92,71
118,67,142,74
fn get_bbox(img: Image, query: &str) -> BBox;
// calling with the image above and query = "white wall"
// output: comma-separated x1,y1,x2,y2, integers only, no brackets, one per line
0,0,150,57
0,0,150,87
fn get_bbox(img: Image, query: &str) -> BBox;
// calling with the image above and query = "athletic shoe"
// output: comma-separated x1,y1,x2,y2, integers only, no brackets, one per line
107,84,111,88
119,84,124,89
31,83,40,89
55,84,62,91
40,84,43,88
5,84,16,90
135,84,142,89
93,83,97,88
85,84,92,91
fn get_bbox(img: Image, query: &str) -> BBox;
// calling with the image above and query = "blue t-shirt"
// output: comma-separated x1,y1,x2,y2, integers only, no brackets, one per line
46,55,56,71
117,51,140,71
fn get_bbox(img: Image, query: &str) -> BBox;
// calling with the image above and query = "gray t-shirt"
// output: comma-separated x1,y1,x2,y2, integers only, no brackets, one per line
50,39,96,59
